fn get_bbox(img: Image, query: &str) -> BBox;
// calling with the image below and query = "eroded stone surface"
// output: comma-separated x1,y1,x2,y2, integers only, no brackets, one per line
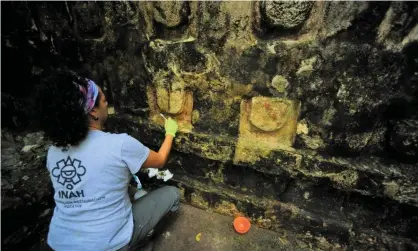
377,2,418,51
1,131,53,251
390,119,418,162
320,1,370,37
73,2,104,39
249,97,294,132
156,88,185,114
153,1,186,28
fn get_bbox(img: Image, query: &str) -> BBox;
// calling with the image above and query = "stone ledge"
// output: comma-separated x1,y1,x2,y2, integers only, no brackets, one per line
301,155,418,206
107,115,418,207
143,147,418,243
138,173,418,251
170,152,417,236
2,127,417,250
107,115,237,162
138,173,350,250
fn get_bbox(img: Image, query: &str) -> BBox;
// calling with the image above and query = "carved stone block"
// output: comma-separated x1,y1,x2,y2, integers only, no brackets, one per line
234,97,301,164
261,1,314,29
147,85,193,132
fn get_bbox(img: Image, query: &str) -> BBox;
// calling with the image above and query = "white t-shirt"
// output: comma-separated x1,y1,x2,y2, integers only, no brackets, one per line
46,130,150,251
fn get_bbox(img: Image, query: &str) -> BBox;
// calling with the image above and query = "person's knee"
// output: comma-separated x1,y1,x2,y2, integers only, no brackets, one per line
164,186,180,202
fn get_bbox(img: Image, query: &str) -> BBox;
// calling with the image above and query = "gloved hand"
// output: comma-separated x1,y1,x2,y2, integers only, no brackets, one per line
165,117,178,137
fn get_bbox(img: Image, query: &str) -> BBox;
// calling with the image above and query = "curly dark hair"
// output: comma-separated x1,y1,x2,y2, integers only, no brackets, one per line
37,71,101,147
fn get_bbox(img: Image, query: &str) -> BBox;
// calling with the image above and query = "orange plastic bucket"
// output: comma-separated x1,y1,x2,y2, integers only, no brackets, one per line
233,216,251,234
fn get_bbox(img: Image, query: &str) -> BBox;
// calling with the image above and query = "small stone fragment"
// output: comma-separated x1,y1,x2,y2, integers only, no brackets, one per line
270,75,289,93
40,208,51,218
296,57,317,77
21,144,39,153
296,121,309,135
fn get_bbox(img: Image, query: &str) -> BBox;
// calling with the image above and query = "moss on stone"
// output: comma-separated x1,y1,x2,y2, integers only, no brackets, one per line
287,203,301,220
214,200,241,217
296,56,317,77
256,217,273,229
329,170,359,188
174,133,235,162
288,156,359,189
297,121,309,135
270,75,289,93
383,181,400,199
191,110,200,124
190,191,210,209
300,134,326,150
234,141,274,165
178,186,186,201
208,100,236,124
205,163,225,184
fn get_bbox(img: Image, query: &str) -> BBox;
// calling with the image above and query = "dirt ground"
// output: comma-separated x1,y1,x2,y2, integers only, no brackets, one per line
152,203,310,251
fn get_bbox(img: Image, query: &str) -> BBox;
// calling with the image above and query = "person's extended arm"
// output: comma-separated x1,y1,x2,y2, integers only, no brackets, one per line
142,118,178,169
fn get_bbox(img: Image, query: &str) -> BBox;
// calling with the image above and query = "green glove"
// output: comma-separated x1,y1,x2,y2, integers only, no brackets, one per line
165,118,178,137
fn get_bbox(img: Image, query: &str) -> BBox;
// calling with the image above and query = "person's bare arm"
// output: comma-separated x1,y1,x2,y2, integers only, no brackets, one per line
142,135,174,169
141,117,178,169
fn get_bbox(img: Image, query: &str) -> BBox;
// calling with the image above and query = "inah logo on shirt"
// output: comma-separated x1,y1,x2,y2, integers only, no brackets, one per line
52,157,86,190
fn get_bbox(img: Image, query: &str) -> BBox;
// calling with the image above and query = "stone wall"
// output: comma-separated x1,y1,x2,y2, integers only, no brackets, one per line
1,1,418,250
1,132,53,250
